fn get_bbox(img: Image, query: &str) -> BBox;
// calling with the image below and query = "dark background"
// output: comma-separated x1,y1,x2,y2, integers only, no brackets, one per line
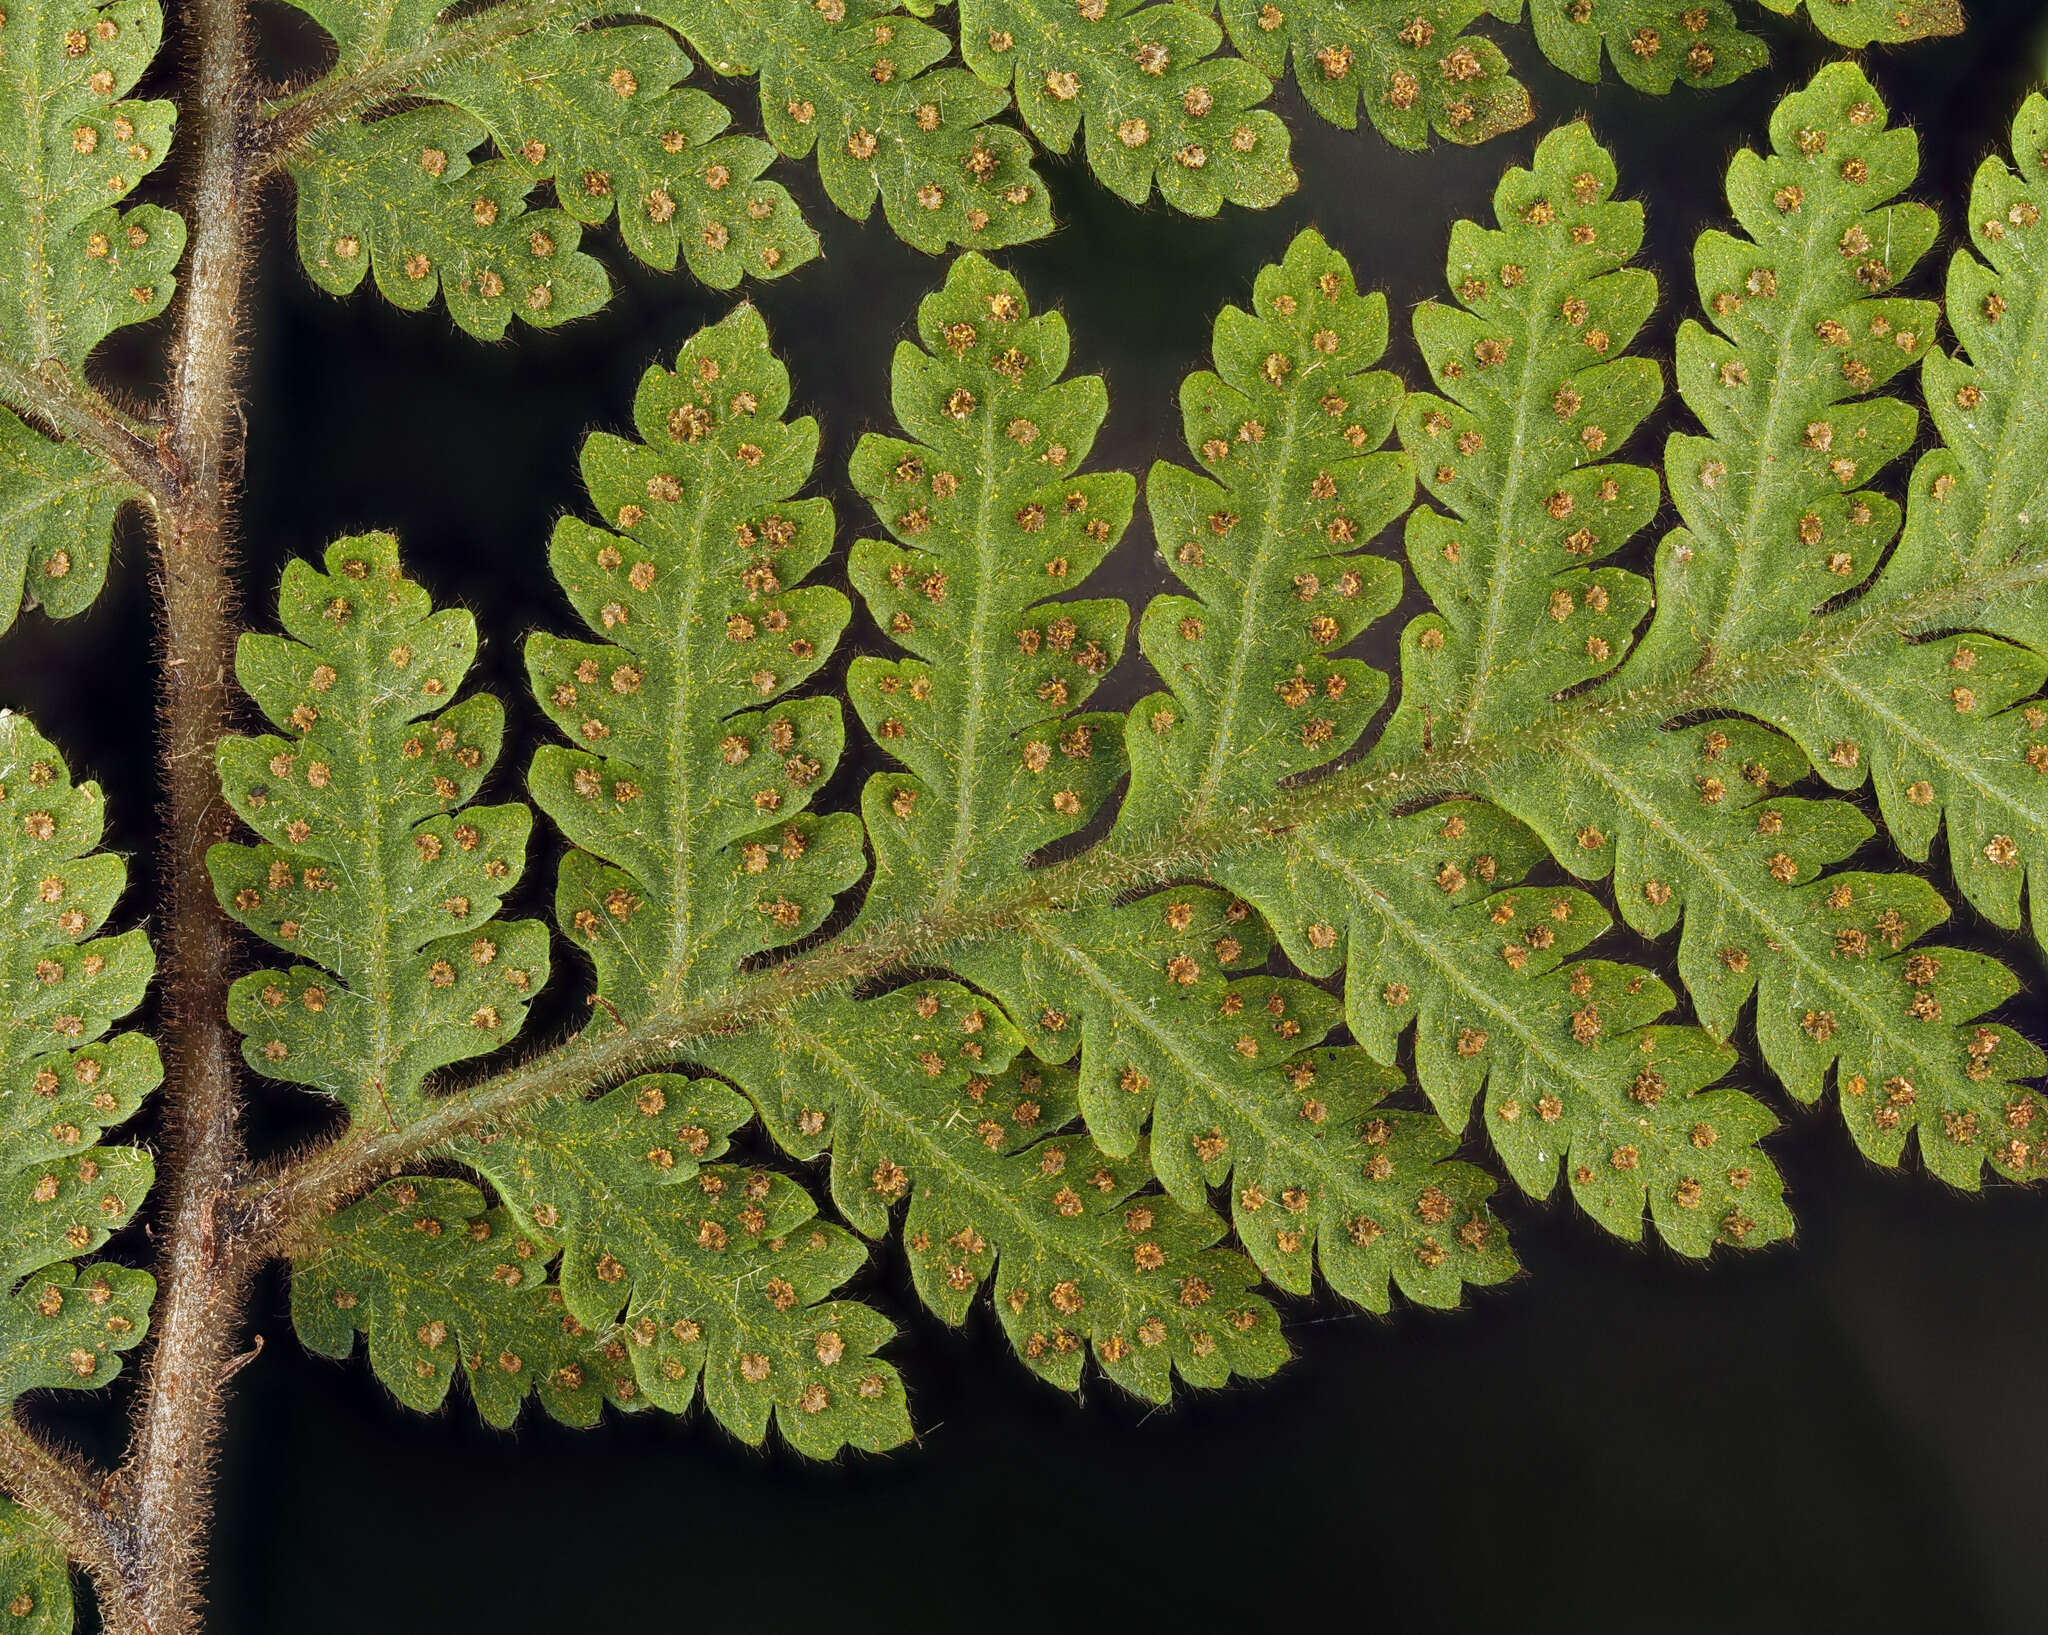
11,4,2048,1630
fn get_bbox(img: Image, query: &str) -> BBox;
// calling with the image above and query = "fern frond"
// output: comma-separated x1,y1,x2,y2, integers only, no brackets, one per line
0,715,156,1402
1379,119,1659,760
279,0,1044,280
1804,92,2048,948
291,107,614,339
281,5,820,327
292,1177,638,1428
707,256,1294,1388
1522,2,1766,93
528,303,857,1023
0,1502,68,1633
730,992,1290,1393
462,1075,912,1454
0,0,185,632
961,0,1294,210
1464,67,2048,1186
209,533,550,1131
844,252,1133,931
1220,1,1532,151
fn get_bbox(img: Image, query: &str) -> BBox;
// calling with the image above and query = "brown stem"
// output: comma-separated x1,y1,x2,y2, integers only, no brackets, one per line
239,546,2047,1253
0,356,176,507
107,1,259,1630
251,0,583,167
0,1419,131,1597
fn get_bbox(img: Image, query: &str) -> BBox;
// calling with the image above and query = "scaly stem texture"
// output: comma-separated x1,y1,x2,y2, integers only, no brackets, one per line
118,1,256,1629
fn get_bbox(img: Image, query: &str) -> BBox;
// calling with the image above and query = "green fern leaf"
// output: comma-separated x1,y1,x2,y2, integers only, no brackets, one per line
1233,802,1791,1255
960,0,1295,210
1796,93,2048,947
727,985,1292,1393
0,714,156,1400
463,1076,912,1454
209,533,550,1131
0,1502,69,1634
292,109,612,339
844,251,1132,933
1454,68,2048,1187
292,1176,641,1428
1522,2,1766,92
280,6,821,318
1748,0,1961,48
1378,119,1660,761
0,0,185,634
0,1,184,368
1112,209,1789,1255
428,22,817,286
0,415,135,637
1131,226,1407,832
654,0,1053,251
1220,1,1532,151
528,303,858,1025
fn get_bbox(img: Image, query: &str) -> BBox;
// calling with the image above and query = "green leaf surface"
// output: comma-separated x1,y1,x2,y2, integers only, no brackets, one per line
0,1,184,369
1380,120,1660,762
0,713,156,1404
292,108,611,339
847,251,1133,935
1791,92,2048,948
1220,0,1531,150
0,410,137,636
1133,226,1407,834
1233,801,1790,1256
209,533,549,1131
464,1077,912,1455
529,303,858,1023
724,991,1289,1396
1523,2,1766,92
293,1176,641,1428
1527,717,2048,1188
0,1501,69,1634
424,21,818,284
961,0,1295,210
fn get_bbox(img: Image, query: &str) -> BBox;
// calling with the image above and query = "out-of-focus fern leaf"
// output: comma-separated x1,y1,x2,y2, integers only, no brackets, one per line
0,1,185,634
0,1502,69,1634
463,1075,912,1454
1523,2,1766,93
1220,1,1531,151
1378,120,1659,762
1748,0,1960,48
529,303,858,1024
292,109,612,340
209,534,549,1132
730,987,1291,1394
0,714,157,1402
960,0,1294,211
292,1176,640,1428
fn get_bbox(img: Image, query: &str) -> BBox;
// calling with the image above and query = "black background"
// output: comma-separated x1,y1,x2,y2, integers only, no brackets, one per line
11,4,2048,1630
